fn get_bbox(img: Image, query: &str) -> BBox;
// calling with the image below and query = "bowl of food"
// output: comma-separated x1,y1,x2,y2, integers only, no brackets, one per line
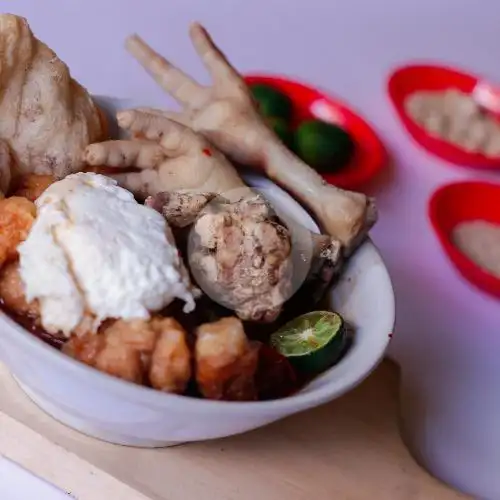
388,63,500,168
245,74,387,190
429,180,500,299
0,15,394,447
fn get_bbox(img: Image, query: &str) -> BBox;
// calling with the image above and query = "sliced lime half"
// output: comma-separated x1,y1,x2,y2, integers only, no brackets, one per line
270,311,347,373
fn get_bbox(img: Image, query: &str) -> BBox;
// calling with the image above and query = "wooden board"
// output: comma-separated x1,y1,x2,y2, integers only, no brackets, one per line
0,360,470,500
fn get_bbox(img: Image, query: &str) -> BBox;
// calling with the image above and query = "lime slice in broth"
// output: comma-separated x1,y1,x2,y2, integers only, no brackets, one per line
270,311,347,373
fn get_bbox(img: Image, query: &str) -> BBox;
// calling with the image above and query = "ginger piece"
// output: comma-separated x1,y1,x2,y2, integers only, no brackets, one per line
83,112,245,199
120,23,377,254
64,317,191,393
145,191,216,228
13,174,56,202
0,15,106,179
188,193,293,323
195,317,259,401
0,196,36,267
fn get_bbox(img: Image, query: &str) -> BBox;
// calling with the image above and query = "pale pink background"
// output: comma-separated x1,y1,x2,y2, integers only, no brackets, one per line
0,0,499,497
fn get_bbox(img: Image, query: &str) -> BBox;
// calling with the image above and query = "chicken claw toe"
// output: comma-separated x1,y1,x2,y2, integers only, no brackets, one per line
132,107,191,127
111,170,160,199
84,140,166,169
125,34,207,108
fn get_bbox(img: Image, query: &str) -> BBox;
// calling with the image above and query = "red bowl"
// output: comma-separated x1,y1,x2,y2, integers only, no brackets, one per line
388,63,500,169
429,181,500,298
244,74,387,190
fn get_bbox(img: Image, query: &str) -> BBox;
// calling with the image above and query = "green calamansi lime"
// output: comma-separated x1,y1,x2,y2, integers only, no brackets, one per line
250,84,293,121
267,116,294,149
270,311,347,374
294,119,356,173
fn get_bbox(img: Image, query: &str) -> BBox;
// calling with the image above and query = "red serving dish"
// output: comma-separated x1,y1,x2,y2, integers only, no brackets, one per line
388,63,500,169
244,74,387,190
429,181,500,298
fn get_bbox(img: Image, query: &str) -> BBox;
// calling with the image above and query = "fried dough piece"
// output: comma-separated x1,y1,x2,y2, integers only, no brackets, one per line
0,262,92,342
0,259,94,346
0,15,106,179
13,174,56,202
64,317,191,393
0,260,40,319
195,317,259,401
0,196,36,267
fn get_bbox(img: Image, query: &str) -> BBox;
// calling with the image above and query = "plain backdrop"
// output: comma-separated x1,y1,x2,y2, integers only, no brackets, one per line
0,1,499,497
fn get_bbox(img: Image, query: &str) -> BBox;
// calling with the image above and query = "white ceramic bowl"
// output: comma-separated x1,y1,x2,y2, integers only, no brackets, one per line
0,97,395,447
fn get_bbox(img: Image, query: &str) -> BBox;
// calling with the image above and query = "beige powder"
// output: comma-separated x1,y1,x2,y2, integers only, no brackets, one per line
405,89,500,157
452,220,500,278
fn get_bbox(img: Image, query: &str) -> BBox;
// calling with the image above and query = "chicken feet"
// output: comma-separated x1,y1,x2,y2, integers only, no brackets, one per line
121,24,377,254
83,110,245,198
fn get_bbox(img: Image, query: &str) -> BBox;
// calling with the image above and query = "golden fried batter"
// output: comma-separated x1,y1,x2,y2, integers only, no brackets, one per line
95,341,145,385
0,260,39,319
63,333,107,368
64,317,191,393
0,197,36,267
195,317,259,401
149,318,193,392
13,174,56,202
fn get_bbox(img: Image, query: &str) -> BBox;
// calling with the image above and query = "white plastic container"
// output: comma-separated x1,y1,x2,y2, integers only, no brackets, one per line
399,346,500,500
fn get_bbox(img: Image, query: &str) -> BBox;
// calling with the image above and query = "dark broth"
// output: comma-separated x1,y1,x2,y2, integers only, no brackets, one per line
0,279,353,401
1,206,352,401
